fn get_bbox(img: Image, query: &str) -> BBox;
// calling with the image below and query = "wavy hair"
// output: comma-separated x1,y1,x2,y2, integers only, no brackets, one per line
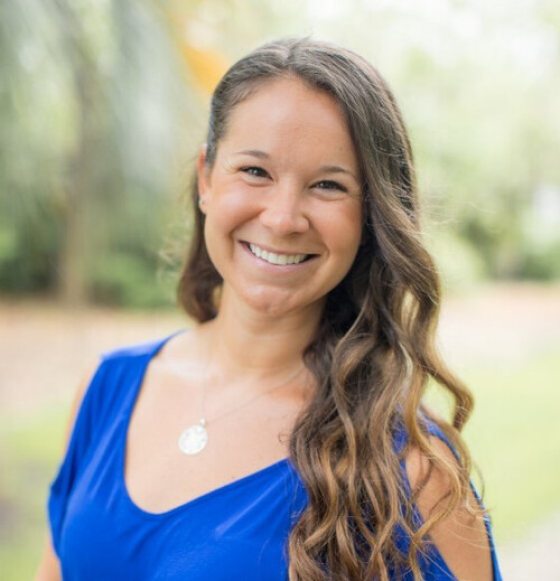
177,37,480,580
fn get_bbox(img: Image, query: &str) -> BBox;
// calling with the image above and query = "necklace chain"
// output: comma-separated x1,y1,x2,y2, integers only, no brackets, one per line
200,364,306,426
178,355,306,455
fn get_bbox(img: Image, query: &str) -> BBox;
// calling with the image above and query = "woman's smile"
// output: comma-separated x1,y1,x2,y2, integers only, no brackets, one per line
241,241,317,268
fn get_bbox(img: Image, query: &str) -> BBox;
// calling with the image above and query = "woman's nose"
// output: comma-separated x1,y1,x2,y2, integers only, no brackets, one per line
259,186,310,236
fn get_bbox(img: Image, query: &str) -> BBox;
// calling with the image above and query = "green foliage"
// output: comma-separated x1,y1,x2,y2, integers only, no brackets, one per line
86,188,186,309
90,250,176,308
0,0,193,307
424,345,560,542
426,230,488,293
462,347,560,541
0,406,67,581
519,240,560,280
1,0,559,307
0,200,60,293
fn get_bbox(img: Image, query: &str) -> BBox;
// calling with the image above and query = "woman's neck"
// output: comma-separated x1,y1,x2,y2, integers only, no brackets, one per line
200,287,323,381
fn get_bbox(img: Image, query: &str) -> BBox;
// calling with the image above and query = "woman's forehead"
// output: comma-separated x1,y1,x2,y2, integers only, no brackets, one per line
217,76,360,173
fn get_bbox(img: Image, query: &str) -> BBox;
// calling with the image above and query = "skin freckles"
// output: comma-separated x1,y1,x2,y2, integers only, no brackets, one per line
197,76,363,320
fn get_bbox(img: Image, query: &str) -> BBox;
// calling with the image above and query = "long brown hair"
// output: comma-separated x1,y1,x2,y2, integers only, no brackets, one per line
177,36,477,580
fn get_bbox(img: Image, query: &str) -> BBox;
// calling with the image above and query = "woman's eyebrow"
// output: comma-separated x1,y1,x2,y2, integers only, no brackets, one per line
234,149,269,159
319,165,358,182
234,150,358,182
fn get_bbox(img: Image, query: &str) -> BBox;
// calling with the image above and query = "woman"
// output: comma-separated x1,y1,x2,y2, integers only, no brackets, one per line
35,37,502,580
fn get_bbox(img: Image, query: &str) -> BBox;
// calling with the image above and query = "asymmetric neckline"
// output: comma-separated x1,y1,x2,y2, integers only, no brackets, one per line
117,329,293,519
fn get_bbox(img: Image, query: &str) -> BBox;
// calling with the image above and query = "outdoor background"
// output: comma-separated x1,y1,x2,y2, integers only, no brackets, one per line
1,0,559,579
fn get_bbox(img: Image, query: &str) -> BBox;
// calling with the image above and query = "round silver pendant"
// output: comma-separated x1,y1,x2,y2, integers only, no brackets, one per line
178,422,208,455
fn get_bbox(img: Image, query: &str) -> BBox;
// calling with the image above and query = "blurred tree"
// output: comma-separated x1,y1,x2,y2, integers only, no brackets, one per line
0,0,558,308
52,0,110,305
0,0,197,306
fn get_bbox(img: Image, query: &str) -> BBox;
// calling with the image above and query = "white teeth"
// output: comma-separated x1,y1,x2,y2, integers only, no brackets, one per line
248,243,308,265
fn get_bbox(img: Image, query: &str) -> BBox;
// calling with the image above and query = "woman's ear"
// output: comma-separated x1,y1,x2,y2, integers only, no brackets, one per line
196,143,211,213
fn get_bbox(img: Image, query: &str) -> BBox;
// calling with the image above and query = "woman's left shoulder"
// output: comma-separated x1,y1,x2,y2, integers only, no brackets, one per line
404,431,497,581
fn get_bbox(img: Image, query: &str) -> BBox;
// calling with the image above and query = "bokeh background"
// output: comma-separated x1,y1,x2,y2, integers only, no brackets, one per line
1,0,559,578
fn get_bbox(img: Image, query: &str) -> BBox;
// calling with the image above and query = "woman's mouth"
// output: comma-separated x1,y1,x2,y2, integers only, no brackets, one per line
242,241,316,266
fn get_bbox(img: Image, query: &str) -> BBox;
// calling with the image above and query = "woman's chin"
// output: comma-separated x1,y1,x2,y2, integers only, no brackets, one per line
244,293,297,317
236,287,318,319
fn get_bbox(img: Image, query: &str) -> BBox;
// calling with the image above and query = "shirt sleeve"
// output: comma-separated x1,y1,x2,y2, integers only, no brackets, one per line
46,355,108,558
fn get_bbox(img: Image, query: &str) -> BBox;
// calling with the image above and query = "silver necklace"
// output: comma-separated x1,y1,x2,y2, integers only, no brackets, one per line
177,363,306,455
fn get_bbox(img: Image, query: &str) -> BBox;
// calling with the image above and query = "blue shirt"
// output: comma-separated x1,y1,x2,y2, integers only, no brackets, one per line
47,329,502,580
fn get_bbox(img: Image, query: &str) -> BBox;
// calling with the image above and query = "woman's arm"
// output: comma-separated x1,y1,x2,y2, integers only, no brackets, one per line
34,536,62,581
405,436,494,580
33,358,100,581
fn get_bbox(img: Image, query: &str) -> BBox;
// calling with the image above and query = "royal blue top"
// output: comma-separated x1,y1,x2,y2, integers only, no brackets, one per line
47,329,502,580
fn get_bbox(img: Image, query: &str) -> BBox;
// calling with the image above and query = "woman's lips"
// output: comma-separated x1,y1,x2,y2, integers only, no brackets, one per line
239,241,318,270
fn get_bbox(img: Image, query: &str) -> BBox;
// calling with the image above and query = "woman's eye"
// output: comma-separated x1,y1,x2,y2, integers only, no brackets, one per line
241,166,269,178
315,180,347,192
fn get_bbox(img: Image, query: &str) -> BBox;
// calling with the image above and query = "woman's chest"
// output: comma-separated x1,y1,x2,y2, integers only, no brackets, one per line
124,364,303,514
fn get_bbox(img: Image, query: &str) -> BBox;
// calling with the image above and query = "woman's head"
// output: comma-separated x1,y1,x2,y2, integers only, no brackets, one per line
179,36,420,328
177,37,475,580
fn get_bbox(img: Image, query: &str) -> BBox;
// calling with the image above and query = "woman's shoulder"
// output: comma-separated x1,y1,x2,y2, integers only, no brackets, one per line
99,329,186,363
396,413,498,581
67,329,189,429
78,327,190,388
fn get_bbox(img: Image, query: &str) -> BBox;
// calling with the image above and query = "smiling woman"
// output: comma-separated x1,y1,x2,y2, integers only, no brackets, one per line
36,37,502,581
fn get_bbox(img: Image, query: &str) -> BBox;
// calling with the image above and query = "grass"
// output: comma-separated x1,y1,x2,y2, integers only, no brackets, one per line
425,344,560,542
0,405,68,580
1,347,559,579
462,346,560,541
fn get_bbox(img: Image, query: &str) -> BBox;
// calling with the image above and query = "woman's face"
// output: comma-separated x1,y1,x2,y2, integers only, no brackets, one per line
197,75,363,318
